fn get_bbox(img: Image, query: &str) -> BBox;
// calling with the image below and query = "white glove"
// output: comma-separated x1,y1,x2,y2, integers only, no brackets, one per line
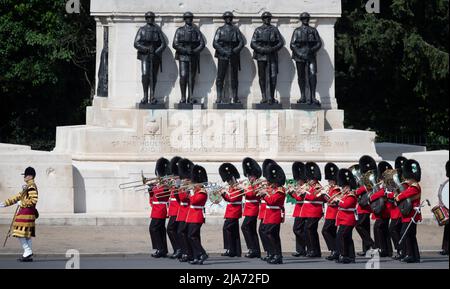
0,202,5,208
17,201,22,207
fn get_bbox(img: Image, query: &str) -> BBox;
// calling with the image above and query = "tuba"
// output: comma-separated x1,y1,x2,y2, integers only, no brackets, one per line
349,165,363,186
382,169,412,216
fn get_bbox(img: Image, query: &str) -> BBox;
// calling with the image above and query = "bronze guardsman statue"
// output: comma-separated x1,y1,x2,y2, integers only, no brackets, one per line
134,12,167,105
213,11,245,104
251,12,284,105
290,12,322,106
173,12,206,104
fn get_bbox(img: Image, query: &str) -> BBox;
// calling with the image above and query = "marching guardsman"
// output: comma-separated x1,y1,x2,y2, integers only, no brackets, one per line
166,156,182,259
388,156,407,259
260,163,287,264
241,157,263,258
259,159,277,261
0,167,39,262
395,159,422,263
440,160,449,256
370,161,393,257
300,162,325,258
148,158,171,258
219,163,243,257
289,161,308,257
185,165,209,265
176,158,195,262
355,155,376,256
321,162,341,261
335,169,358,264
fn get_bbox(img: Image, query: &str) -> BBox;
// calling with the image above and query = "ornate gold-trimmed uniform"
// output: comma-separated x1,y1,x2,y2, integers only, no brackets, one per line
3,180,39,238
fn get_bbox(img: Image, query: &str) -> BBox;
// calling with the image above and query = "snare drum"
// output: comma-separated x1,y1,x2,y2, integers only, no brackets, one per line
433,179,449,226
432,205,449,226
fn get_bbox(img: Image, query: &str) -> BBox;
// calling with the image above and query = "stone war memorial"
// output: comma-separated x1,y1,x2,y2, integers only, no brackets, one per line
0,0,447,218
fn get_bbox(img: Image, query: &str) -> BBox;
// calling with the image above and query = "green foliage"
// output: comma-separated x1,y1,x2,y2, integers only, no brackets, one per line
0,0,95,150
336,0,449,149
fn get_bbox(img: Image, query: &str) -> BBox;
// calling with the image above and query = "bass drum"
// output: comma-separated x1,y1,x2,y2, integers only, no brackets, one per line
439,180,449,209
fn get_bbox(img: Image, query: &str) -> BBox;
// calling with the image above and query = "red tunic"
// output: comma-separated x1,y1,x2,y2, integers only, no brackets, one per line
223,187,243,219
299,184,325,218
149,185,170,219
370,188,390,220
355,186,372,215
258,186,271,220
386,191,402,220
324,187,341,220
336,193,357,227
291,193,304,218
186,187,208,224
168,188,180,217
243,185,260,217
263,187,286,225
176,189,190,222
397,183,422,223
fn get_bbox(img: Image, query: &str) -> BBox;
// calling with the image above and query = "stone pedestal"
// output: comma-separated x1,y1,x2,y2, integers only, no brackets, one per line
291,103,322,110
214,103,245,110
136,103,166,110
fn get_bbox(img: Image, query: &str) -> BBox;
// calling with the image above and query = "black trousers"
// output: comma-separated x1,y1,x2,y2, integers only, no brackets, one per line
336,225,355,258
305,218,321,255
322,219,337,252
258,221,270,253
167,216,180,252
400,222,420,260
389,218,403,252
177,221,192,257
149,218,168,253
443,223,449,252
264,224,282,256
293,217,307,253
374,219,392,255
241,216,261,253
187,223,206,259
223,219,242,256
356,213,374,251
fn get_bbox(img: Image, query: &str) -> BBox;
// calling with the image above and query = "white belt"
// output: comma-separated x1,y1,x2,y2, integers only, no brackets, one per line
245,200,259,203
296,201,304,204
228,202,242,205
190,205,205,209
180,202,188,206
266,205,282,210
303,201,323,205
339,208,356,212
170,198,177,202
152,201,168,205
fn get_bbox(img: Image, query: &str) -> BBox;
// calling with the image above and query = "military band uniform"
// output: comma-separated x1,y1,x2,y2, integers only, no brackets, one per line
241,184,262,258
148,184,169,257
222,187,243,257
0,167,39,262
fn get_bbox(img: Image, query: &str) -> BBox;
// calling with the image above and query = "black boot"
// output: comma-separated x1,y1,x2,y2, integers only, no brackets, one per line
326,251,339,261
262,254,273,262
170,249,182,259
268,255,283,264
221,250,230,257
245,250,261,258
